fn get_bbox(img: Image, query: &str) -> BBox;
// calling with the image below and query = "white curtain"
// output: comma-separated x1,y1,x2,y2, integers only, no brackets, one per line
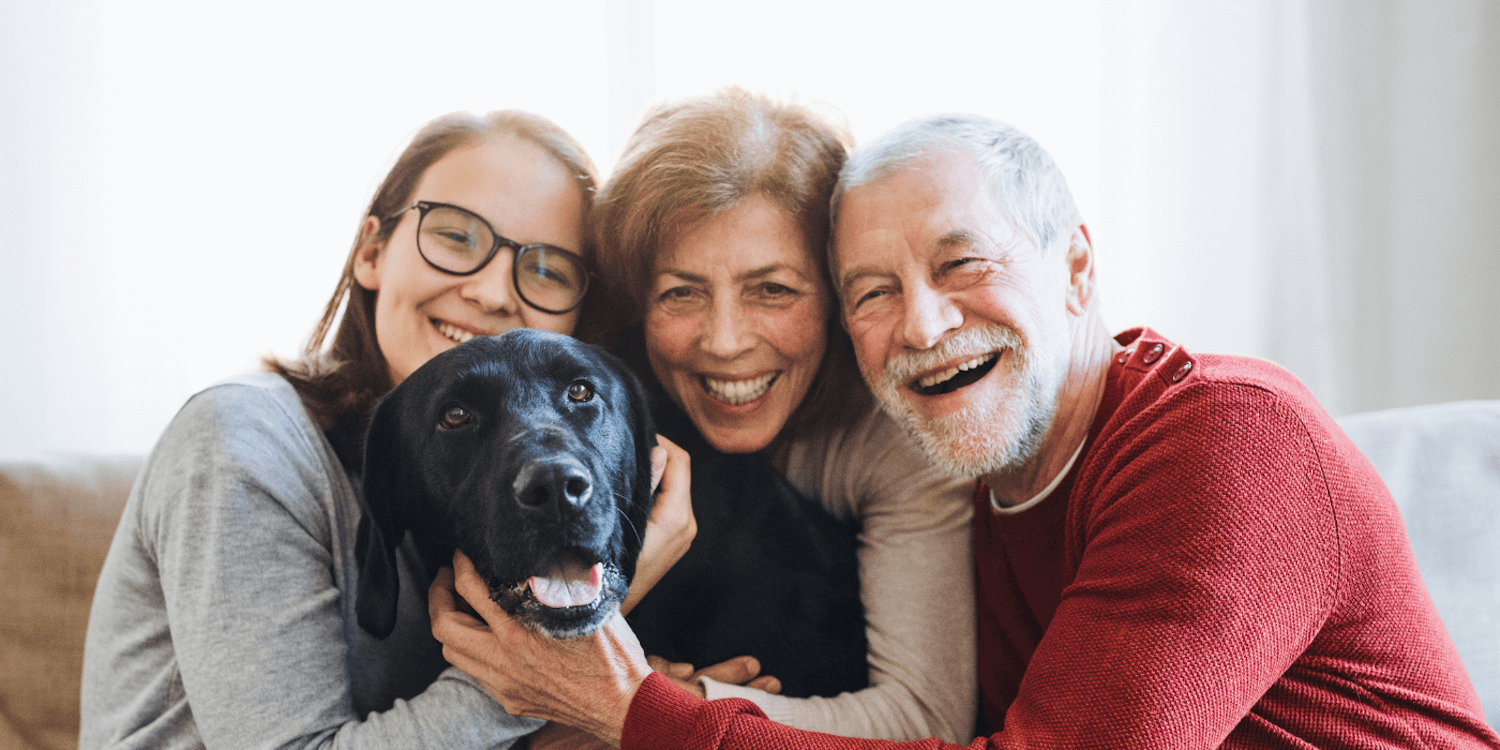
2,0,1495,457
1096,0,1499,417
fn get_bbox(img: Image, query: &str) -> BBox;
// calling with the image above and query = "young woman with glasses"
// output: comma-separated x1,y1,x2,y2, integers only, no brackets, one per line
78,110,695,749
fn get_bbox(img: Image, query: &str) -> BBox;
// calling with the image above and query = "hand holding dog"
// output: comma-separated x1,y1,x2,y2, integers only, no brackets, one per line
621,435,696,614
431,552,650,746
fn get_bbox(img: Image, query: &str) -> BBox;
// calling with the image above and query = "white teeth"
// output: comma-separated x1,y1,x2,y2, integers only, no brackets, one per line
703,372,778,406
917,353,997,389
434,320,476,344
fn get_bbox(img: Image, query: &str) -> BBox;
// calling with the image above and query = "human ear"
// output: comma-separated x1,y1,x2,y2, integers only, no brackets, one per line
352,216,385,291
1065,221,1096,315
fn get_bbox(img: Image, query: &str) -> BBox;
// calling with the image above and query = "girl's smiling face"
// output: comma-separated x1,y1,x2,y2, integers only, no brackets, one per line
354,136,584,386
644,193,831,454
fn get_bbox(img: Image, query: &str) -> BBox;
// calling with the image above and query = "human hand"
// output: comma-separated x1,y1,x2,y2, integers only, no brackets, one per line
429,551,652,746
644,655,782,698
620,435,695,614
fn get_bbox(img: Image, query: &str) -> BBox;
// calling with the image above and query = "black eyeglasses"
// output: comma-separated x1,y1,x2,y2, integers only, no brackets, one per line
386,200,590,315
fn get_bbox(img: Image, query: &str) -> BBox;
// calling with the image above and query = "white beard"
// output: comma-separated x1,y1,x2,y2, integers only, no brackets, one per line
864,324,1065,478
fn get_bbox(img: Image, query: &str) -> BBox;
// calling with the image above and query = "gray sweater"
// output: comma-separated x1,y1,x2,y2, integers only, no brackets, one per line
79,373,540,750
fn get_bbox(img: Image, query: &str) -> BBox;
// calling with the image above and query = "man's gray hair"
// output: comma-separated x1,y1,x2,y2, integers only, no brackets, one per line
833,114,1079,254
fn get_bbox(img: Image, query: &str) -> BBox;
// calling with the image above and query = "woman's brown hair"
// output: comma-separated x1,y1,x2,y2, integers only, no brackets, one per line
580,87,868,446
266,110,598,430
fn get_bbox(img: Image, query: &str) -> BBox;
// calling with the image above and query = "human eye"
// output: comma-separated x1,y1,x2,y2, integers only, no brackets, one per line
654,284,702,315
751,280,803,306
521,251,580,291
936,255,997,288
843,280,896,320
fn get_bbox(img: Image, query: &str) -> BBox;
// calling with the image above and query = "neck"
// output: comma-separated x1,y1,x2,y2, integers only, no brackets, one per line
982,312,1117,507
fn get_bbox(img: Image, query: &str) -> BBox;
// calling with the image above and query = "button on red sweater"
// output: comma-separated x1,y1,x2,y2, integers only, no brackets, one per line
622,329,1499,749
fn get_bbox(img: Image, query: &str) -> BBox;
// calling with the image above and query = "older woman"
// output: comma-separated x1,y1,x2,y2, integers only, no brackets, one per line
458,88,977,743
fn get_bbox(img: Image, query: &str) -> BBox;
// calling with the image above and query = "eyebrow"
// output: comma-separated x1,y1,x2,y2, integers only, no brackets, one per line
658,264,791,285
936,229,980,249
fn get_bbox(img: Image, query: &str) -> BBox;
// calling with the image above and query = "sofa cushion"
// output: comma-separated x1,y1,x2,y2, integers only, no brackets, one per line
1338,400,1500,728
0,454,141,750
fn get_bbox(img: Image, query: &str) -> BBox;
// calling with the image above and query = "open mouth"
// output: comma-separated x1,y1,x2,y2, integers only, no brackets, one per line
432,318,478,345
701,372,779,406
911,352,1000,396
490,552,609,612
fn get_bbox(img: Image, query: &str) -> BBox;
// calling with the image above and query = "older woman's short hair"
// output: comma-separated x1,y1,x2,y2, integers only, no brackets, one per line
833,113,1079,255
581,87,867,442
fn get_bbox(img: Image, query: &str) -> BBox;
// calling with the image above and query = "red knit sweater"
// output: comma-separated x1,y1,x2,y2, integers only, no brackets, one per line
622,329,1498,749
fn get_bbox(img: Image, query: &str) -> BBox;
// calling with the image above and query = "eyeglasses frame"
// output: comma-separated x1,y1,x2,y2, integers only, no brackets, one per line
384,200,591,315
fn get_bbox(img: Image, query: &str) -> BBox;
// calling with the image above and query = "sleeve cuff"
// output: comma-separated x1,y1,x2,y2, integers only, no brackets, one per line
623,673,772,750
623,672,704,750
698,676,799,727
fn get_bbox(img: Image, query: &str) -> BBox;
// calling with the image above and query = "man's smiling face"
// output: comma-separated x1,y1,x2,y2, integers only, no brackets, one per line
833,149,1073,477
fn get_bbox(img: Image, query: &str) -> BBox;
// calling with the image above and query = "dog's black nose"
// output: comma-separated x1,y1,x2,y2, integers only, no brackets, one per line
513,459,594,515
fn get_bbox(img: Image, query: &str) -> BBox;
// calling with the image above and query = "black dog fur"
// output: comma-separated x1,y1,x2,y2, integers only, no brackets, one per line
355,330,656,639
626,387,869,698
354,329,868,698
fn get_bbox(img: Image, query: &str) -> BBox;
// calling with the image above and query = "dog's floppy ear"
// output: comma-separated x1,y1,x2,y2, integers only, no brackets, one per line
618,363,658,584
355,388,410,639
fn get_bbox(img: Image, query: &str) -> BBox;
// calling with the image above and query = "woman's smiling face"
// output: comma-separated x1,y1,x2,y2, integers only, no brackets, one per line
643,193,831,454
354,136,584,386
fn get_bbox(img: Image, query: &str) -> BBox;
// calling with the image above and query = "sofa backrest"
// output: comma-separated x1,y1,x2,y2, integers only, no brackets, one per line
1338,399,1500,728
0,454,142,750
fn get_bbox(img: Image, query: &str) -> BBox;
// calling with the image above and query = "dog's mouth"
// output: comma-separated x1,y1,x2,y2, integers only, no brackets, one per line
910,352,1000,396
485,550,625,638
525,557,605,608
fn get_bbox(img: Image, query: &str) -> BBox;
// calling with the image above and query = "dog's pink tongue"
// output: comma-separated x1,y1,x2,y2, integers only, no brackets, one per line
527,561,604,608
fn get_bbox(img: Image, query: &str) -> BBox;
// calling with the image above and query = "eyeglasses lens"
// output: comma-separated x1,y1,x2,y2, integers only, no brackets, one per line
517,247,586,313
418,205,495,273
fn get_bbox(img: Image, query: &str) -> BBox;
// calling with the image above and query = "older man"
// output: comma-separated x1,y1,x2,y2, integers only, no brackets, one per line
430,115,1499,749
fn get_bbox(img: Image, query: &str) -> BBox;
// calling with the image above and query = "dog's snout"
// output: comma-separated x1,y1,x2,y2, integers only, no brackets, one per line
513,459,594,515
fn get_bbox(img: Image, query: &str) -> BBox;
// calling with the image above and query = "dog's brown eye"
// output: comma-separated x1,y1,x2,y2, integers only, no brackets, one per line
567,381,594,403
440,405,471,429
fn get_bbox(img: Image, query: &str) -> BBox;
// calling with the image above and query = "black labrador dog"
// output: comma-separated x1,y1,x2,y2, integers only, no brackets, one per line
354,329,867,697
355,329,656,639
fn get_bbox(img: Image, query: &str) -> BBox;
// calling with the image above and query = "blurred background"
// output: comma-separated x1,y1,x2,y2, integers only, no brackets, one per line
1,0,1496,459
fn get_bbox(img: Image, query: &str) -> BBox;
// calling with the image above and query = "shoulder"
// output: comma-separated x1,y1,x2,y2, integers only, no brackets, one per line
136,372,348,538
1079,336,1359,565
785,401,972,523
1101,333,1335,468
165,372,329,465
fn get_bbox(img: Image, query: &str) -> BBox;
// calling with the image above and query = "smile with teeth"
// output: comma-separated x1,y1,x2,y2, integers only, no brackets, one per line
915,352,999,390
433,319,478,344
702,372,779,406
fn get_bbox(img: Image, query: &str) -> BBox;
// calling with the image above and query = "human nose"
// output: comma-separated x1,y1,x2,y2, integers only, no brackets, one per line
459,249,521,315
701,297,754,359
900,281,963,350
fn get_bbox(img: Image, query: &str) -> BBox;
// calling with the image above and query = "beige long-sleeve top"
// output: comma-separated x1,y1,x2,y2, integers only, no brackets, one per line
699,403,977,743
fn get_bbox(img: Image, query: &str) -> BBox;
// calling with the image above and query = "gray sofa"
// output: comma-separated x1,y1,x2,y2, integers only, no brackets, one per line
1,401,1495,749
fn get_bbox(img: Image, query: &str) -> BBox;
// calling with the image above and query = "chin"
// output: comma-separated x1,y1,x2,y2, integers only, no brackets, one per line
699,424,778,454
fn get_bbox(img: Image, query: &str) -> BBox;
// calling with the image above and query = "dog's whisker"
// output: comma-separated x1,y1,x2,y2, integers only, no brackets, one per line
613,500,644,544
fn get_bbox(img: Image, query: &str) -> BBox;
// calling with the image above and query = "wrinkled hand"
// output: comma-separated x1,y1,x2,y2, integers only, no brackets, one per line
621,435,696,614
429,551,652,746
644,655,782,698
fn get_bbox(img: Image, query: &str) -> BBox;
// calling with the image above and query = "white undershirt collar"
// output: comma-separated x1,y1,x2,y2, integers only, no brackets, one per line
989,436,1087,515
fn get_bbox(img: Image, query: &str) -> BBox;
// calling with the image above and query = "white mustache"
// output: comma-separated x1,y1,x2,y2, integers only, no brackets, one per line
880,325,1025,389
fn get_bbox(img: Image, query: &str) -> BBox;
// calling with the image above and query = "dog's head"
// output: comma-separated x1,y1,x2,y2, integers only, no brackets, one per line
355,329,656,640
